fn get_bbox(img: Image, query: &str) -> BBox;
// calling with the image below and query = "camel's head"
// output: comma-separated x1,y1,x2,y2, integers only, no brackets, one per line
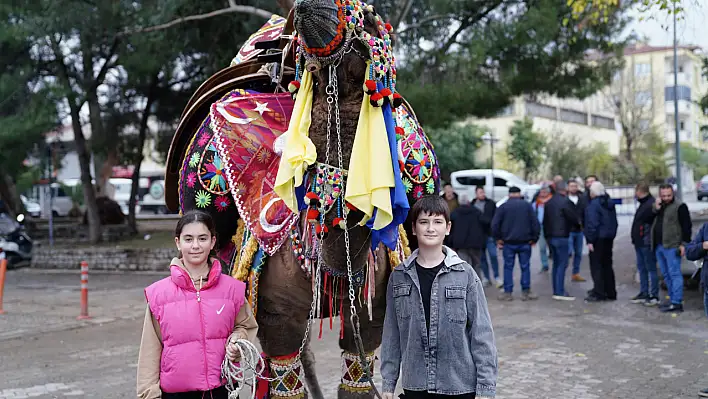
292,0,398,103
288,0,403,273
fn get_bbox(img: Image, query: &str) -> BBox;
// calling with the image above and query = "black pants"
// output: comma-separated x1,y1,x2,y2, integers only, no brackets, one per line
588,238,616,299
162,386,228,399
403,390,476,399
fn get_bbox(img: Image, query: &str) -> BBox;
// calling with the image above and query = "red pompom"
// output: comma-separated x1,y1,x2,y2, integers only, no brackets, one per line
392,92,403,108
370,92,384,107
385,23,393,33
304,192,320,205
363,80,377,95
332,217,346,229
379,88,393,104
346,202,358,212
315,223,329,235
399,160,405,172
288,80,300,94
306,208,320,221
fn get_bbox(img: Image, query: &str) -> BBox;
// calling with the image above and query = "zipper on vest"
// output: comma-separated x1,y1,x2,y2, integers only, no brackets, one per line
191,276,209,387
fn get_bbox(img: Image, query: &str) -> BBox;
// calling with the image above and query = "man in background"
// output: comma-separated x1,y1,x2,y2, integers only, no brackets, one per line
543,181,581,300
567,179,588,282
449,194,488,277
442,183,459,213
473,186,502,288
630,182,659,306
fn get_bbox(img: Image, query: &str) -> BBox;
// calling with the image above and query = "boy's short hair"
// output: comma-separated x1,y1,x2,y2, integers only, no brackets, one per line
411,195,450,223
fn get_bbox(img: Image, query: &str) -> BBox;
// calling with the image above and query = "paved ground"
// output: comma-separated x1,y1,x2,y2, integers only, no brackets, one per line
2,206,708,399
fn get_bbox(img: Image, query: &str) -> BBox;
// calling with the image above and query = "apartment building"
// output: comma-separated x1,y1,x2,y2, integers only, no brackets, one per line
469,92,621,167
615,43,708,149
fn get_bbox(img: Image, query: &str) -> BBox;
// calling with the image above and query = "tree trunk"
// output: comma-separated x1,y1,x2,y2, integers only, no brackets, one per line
70,103,102,243
86,92,113,196
128,73,160,234
0,170,19,218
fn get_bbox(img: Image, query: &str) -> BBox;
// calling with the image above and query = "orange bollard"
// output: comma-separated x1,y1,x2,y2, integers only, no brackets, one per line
77,261,90,320
0,255,7,315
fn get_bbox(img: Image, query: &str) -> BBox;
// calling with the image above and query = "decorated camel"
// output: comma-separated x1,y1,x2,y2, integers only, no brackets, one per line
164,1,440,398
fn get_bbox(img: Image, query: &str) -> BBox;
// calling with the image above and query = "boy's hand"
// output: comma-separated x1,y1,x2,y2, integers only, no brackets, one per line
496,240,504,249
587,243,594,252
382,393,394,399
703,241,708,250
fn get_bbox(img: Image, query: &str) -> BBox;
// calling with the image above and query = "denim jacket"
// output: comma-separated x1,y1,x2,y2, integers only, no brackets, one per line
380,247,498,397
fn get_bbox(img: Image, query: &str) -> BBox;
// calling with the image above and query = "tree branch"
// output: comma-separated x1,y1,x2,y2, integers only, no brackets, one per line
118,5,274,37
392,0,414,32
86,37,120,95
396,14,454,35
438,1,503,56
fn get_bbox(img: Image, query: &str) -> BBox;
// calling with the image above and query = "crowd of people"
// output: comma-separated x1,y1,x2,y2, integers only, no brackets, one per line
444,174,707,314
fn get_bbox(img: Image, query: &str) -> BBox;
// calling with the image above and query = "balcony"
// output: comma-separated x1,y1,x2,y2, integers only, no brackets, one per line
665,99,692,115
665,72,692,87
664,128,692,142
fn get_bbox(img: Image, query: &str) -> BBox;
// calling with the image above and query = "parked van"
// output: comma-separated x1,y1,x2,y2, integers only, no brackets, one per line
450,169,530,202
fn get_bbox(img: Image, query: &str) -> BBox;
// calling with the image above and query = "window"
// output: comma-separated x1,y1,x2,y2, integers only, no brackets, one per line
525,102,557,119
494,177,507,187
591,115,615,129
559,108,588,125
634,63,651,77
634,90,652,106
680,121,685,130
455,176,485,187
665,85,691,101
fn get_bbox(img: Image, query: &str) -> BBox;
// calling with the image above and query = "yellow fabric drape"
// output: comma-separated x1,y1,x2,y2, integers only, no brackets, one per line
274,70,317,212
345,66,395,229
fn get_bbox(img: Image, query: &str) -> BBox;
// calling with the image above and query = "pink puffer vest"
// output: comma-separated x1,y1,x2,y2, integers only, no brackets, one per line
145,259,246,393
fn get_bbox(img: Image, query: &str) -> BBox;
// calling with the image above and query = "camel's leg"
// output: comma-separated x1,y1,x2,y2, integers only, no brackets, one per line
256,246,323,399
337,246,392,399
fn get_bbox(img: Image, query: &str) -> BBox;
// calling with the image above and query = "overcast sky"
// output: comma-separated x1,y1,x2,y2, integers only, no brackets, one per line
625,1,708,50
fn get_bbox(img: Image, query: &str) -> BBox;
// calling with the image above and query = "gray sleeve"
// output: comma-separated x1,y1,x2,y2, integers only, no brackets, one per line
467,273,498,397
380,273,401,394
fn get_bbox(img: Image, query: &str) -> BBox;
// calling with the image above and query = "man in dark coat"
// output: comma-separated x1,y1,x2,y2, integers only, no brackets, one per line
449,194,488,276
630,182,659,306
472,186,500,287
584,181,619,302
567,179,588,282
543,181,581,300
492,186,540,301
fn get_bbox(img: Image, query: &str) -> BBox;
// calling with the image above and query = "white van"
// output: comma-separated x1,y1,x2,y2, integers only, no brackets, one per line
449,169,530,202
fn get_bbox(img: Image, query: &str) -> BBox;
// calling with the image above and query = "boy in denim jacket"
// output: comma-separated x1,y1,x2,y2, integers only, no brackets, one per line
381,195,498,399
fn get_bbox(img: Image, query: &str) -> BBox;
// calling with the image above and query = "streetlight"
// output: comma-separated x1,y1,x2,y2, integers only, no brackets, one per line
481,131,500,188
672,0,682,199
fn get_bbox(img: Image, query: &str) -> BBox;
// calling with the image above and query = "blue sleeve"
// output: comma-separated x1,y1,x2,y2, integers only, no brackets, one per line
529,203,540,241
686,225,707,261
584,203,599,243
491,205,504,240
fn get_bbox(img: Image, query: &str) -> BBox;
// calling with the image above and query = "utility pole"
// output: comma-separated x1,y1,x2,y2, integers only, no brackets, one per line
672,0,682,199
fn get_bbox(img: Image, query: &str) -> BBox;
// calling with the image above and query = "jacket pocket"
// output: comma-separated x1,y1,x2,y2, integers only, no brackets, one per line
393,283,412,319
445,286,467,324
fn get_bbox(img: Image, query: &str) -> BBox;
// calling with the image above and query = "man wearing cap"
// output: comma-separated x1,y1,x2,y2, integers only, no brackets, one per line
492,186,541,301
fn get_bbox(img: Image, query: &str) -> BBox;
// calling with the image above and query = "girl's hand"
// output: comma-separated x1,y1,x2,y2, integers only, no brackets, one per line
382,393,394,399
225,337,241,362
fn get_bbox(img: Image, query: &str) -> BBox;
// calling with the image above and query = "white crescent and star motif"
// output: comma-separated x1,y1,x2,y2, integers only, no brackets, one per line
253,101,271,116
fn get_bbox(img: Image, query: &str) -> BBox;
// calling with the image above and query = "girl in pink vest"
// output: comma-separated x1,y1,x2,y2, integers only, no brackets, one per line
137,210,258,399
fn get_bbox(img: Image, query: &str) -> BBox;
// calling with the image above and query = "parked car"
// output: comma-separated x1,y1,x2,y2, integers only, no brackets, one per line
450,169,531,202
20,195,41,218
697,175,708,201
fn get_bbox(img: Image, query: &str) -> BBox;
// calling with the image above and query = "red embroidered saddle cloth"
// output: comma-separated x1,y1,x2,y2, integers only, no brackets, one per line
210,93,297,255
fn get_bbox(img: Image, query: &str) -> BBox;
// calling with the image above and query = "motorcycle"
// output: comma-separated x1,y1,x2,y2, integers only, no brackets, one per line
0,213,33,268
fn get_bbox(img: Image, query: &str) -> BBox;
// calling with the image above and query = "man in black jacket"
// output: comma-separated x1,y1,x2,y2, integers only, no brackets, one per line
492,187,540,301
544,181,582,300
630,182,659,306
472,186,501,288
449,194,488,276
567,180,588,282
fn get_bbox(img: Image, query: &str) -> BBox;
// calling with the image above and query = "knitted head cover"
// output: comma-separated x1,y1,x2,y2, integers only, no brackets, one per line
293,0,344,56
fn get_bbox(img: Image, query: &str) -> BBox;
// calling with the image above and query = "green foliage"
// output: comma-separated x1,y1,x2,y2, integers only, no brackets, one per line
383,0,627,128
635,130,669,183
427,124,484,181
680,143,708,179
507,118,547,180
586,142,615,182
544,132,591,179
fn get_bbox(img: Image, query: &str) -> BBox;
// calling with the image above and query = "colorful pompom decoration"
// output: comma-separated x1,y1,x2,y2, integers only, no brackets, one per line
363,80,377,95
332,217,346,229
370,92,384,107
346,202,358,212
380,88,393,104
288,80,301,94
385,23,393,33
306,208,320,222
392,92,403,108
304,192,320,206
315,223,329,235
